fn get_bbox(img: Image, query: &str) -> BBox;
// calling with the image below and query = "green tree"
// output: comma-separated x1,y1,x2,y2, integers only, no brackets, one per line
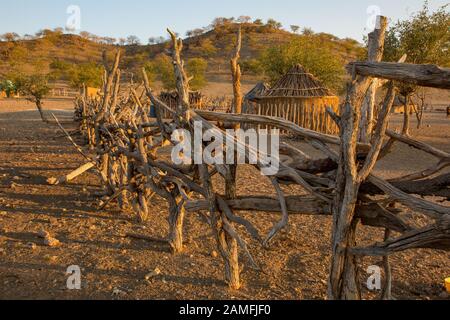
302,27,314,36
384,3,449,66
290,25,300,34
126,35,141,46
266,19,283,30
67,62,103,88
258,37,345,93
153,54,176,90
253,19,264,26
191,39,218,57
143,60,157,84
0,32,20,42
0,80,17,97
49,59,72,80
186,58,208,91
383,2,449,134
14,74,50,122
50,61,103,89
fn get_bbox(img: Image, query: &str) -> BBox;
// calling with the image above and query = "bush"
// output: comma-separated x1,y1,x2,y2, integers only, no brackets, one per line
145,55,208,91
258,36,345,93
14,74,50,122
0,80,17,97
152,54,176,91
50,61,103,89
186,58,208,91
14,74,50,101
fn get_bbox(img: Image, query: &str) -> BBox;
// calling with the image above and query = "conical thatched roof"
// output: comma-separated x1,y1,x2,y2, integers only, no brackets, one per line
245,82,269,101
257,64,335,99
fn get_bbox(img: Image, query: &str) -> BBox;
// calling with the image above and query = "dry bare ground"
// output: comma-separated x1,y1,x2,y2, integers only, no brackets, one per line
0,98,448,300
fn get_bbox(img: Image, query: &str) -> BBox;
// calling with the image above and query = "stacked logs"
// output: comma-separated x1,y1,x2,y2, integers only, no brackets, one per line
53,20,450,300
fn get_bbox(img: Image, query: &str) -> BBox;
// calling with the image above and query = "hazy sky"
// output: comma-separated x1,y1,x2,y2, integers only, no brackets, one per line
0,0,447,42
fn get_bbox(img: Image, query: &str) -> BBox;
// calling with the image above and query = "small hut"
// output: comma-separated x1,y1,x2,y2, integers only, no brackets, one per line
247,65,340,134
159,91,204,118
243,82,269,114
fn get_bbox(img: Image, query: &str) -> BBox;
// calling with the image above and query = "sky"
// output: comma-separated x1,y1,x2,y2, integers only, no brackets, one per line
0,0,448,42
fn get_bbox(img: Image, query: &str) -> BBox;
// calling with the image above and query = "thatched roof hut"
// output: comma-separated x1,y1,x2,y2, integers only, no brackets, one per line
158,91,204,117
245,82,269,101
247,64,340,134
243,82,269,114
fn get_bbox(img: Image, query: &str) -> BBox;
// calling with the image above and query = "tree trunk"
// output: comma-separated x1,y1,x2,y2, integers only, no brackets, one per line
168,193,185,253
402,95,410,136
223,167,241,289
35,99,48,123
329,182,362,300
359,17,386,143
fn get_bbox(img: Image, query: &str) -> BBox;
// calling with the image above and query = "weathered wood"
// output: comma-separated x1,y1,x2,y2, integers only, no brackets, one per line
47,162,95,185
347,62,450,89
185,196,410,233
196,110,372,153
359,16,387,143
362,173,450,199
351,218,450,255
386,130,450,159
368,174,450,219
69,23,450,301
167,29,191,116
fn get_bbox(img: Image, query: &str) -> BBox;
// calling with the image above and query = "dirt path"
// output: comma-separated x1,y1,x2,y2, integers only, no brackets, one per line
0,99,449,300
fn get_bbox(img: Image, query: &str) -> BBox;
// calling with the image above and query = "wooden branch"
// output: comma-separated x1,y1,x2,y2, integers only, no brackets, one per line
167,29,190,114
346,62,450,89
216,196,263,244
389,173,450,199
195,110,371,153
230,27,243,117
351,218,450,256
51,114,98,166
97,50,121,122
368,174,450,219
390,159,450,182
386,130,450,159
357,82,396,182
47,162,95,185
359,16,387,143
361,173,450,199
185,196,410,233
264,177,289,246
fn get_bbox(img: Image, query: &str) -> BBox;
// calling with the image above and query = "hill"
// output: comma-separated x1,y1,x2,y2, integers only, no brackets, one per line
0,23,366,90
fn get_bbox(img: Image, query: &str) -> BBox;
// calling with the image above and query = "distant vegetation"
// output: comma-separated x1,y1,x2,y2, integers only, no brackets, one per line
382,3,449,134
0,80,16,97
145,55,208,91
50,60,103,89
14,74,50,122
383,3,449,66
254,36,346,93
0,16,366,92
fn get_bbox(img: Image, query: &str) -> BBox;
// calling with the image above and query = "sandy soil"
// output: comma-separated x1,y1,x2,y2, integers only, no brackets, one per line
0,98,449,300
